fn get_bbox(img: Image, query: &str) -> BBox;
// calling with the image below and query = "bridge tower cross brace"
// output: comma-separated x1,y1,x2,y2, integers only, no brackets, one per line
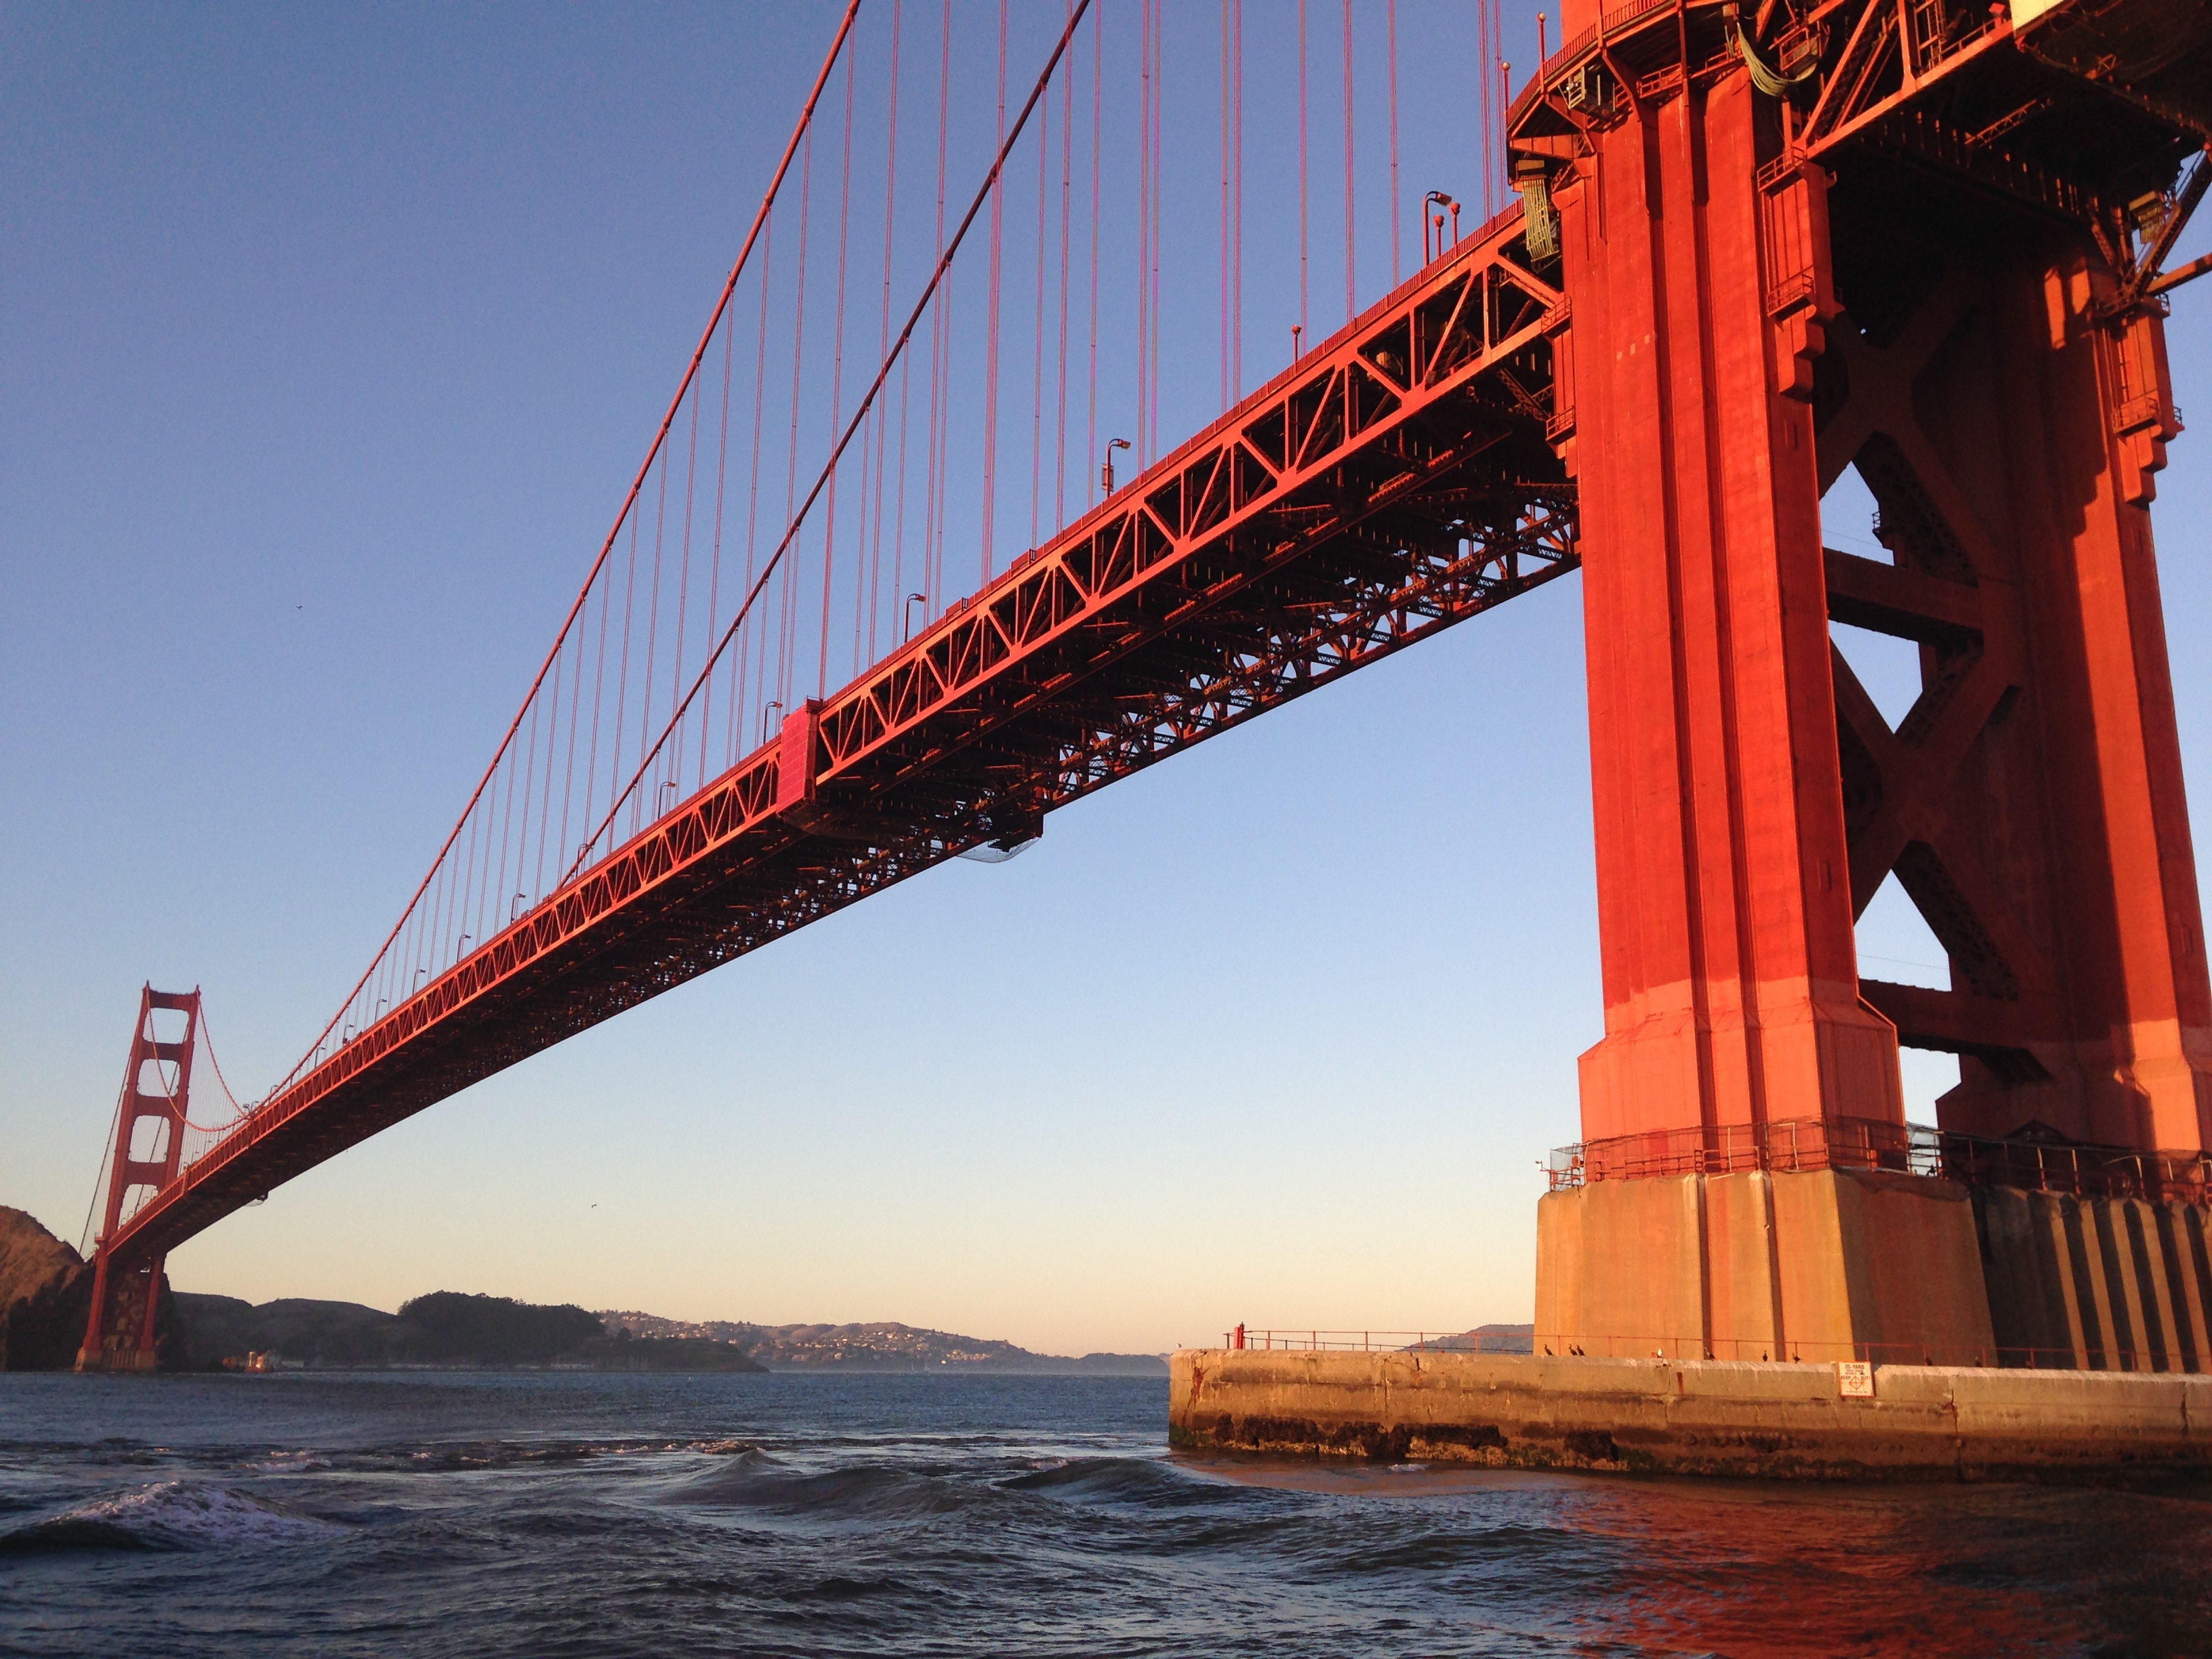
1526,13,2212,1364
75,985,199,1372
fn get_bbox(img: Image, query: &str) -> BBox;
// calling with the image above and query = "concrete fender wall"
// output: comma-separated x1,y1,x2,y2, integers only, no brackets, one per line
1975,1187,2212,1372
1170,1349,2212,1479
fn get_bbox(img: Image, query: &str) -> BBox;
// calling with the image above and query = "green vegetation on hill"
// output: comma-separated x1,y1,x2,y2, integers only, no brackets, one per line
396,1292,603,1364
166,1290,764,1372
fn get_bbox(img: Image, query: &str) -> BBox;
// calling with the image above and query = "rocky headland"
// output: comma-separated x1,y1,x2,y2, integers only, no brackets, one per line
0,1205,187,1369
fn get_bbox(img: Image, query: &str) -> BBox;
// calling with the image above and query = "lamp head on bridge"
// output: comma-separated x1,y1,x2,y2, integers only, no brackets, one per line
1422,191,1460,263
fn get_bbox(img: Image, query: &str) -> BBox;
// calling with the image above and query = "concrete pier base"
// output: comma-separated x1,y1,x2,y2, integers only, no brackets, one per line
1169,1349,2212,1480
1534,1168,1996,1365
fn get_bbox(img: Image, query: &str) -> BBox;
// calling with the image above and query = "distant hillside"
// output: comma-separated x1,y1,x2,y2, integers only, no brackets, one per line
1443,1324,1536,1354
171,1291,764,1372
600,1311,1170,1375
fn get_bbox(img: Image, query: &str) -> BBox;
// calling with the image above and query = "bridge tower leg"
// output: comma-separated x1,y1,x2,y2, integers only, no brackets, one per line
76,986,199,1372
1525,29,2210,1366
1822,242,2211,1155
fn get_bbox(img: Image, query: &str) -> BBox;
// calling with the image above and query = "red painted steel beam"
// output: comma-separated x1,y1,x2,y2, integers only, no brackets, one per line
102,211,1576,1270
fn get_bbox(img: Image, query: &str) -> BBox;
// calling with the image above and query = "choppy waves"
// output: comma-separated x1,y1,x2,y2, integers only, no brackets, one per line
2,1370,2205,1656
1,1480,345,1553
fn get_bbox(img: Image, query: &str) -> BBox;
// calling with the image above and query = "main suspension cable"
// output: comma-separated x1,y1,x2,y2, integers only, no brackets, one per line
564,0,1096,885
270,3,862,1100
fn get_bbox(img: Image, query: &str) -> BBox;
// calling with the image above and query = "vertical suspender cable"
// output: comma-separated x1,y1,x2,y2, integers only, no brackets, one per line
1341,0,1354,323
1218,0,1231,413
529,588,562,897
583,516,611,873
1477,0,1490,220
662,392,697,800
670,361,702,794
1297,0,1309,350
1149,0,1162,459
638,426,669,834
870,0,904,664
1054,0,1073,531
1086,0,1101,508
980,0,1008,584
702,300,736,783
739,216,775,764
1232,0,1242,399
780,126,815,714
924,0,950,609
1136,0,1151,466
1388,0,1399,285
1483,0,1500,219
607,516,639,860
1030,71,1049,550
819,44,857,699
560,515,590,856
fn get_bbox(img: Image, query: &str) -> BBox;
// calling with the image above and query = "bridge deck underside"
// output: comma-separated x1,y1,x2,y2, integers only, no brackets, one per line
114,215,1576,1264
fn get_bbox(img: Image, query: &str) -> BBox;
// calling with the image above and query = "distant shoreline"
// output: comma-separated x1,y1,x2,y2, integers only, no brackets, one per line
161,1290,1177,1376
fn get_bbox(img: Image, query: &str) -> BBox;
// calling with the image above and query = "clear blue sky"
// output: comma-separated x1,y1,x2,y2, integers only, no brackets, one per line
5,2,2209,1357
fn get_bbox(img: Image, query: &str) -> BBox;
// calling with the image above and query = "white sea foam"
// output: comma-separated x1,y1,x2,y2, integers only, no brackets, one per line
244,1449,332,1473
27,1481,343,1549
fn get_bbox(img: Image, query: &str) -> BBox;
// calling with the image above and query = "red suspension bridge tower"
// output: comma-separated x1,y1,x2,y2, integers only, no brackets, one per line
1522,0,2212,1364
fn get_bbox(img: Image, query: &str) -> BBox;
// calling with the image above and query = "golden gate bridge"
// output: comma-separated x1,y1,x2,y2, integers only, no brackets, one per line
79,0,2212,1378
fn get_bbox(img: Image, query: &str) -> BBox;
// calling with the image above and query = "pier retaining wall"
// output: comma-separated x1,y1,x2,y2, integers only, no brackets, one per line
1168,1348,2212,1479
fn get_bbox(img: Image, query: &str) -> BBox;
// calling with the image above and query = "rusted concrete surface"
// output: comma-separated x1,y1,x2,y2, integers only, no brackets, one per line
1170,1348,2212,1480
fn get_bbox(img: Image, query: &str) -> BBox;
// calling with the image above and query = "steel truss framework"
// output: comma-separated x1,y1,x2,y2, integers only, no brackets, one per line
1508,0,2210,1154
100,213,1576,1273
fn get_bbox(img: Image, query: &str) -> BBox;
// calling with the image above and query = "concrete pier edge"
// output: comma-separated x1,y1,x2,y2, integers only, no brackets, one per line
1169,1349,2212,1481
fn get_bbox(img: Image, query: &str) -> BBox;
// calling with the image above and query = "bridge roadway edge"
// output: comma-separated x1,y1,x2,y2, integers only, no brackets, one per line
1168,1349,2212,1481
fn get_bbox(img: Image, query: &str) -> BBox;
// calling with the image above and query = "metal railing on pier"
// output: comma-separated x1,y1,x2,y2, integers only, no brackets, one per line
1530,1333,2206,1374
1544,1117,2212,1205
1217,1327,1532,1355
1211,1326,2203,1374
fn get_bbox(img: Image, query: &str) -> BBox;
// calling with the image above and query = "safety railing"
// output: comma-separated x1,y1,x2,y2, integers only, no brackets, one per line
1218,1327,1533,1355
1210,1328,2204,1373
1546,1118,2212,1205
1532,1333,2207,1373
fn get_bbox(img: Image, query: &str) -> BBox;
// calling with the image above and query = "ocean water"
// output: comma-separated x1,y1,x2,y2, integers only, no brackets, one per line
1,1371,2207,1657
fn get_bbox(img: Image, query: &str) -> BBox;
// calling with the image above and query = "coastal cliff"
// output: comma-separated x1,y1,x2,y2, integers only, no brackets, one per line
0,1206,184,1370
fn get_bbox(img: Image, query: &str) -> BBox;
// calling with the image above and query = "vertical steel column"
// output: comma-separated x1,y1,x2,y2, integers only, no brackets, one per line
1555,68,1903,1149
